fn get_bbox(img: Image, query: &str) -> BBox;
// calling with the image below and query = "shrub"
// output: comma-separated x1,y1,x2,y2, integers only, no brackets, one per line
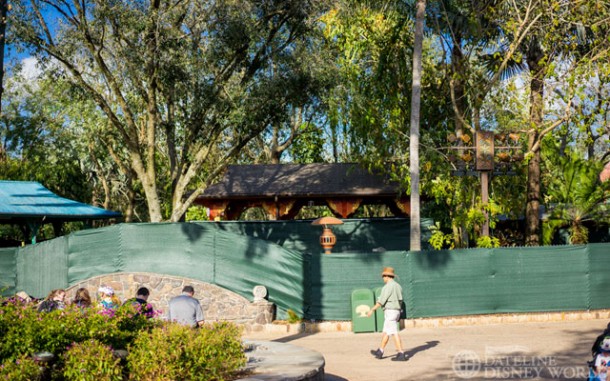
0,356,42,381
286,309,301,324
0,298,41,361
127,322,246,381
476,235,500,248
61,339,122,381
0,297,241,380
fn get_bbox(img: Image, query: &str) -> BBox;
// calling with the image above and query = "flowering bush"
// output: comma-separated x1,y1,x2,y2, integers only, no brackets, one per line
0,296,246,380
0,356,41,381
0,297,41,360
62,339,122,381
0,297,161,363
127,322,246,381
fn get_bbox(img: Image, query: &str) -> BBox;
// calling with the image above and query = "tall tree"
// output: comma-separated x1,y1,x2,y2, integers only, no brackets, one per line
10,0,330,222
409,0,426,251
515,0,610,245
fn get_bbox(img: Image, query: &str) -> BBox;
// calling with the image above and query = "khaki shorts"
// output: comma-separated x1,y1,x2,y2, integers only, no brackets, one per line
383,309,400,335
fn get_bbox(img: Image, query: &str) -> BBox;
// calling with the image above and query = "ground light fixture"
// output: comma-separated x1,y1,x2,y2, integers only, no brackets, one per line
311,216,344,254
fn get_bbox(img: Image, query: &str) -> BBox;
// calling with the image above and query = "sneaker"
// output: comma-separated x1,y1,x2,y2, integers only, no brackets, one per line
391,352,407,362
370,349,383,359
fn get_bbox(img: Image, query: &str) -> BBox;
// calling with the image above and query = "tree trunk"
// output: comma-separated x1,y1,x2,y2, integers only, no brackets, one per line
409,0,426,251
525,43,544,246
124,181,136,223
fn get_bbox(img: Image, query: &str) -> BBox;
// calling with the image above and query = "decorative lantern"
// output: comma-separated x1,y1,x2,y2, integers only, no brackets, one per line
311,216,344,254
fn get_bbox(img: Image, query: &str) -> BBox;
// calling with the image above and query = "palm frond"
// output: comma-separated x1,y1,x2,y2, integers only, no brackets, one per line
479,52,527,80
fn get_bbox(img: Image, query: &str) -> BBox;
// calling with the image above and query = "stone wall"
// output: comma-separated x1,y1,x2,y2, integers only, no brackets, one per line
66,272,275,330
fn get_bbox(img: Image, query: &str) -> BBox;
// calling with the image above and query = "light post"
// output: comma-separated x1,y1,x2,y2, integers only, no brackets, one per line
446,131,523,236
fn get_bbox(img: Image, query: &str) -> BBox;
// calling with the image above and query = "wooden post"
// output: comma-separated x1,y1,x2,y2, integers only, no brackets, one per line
481,171,490,237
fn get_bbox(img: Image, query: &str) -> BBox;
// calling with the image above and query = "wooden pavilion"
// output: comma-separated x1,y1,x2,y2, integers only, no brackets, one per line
193,163,412,220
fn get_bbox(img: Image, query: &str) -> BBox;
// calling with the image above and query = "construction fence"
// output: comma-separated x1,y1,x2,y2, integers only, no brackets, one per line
0,219,608,320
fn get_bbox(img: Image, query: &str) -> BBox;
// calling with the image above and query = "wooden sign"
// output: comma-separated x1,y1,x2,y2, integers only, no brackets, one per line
476,131,494,171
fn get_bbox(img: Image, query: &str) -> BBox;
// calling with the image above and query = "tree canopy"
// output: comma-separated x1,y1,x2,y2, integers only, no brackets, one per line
2,0,610,247
9,0,332,222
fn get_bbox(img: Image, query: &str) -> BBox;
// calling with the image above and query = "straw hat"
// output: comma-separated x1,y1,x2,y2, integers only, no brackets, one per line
381,267,396,277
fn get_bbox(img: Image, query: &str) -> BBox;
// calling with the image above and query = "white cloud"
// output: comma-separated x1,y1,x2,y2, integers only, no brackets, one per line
20,56,42,80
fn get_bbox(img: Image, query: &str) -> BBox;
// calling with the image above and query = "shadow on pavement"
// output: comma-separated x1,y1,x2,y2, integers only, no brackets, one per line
271,332,318,343
436,325,604,381
405,340,440,361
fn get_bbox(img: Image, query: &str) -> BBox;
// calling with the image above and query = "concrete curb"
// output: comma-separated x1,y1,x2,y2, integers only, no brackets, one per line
243,309,610,334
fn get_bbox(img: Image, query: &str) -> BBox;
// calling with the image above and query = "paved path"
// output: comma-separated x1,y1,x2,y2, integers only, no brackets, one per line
243,318,608,381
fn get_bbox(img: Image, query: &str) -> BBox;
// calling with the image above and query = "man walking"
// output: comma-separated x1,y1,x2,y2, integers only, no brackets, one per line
168,285,204,328
367,267,407,361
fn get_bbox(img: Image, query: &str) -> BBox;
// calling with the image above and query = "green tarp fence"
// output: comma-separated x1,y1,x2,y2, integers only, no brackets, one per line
0,247,17,294
1,220,609,321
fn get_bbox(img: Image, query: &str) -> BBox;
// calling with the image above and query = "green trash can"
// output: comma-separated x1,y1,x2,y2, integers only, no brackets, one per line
351,288,376,333
373,287,400,333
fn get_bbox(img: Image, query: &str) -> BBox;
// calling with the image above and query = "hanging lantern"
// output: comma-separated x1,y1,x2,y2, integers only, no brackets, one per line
311,216,344,254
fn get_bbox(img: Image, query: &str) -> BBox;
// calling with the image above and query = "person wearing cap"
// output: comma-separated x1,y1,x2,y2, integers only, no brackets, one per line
168,285,204,328
367,267,406,361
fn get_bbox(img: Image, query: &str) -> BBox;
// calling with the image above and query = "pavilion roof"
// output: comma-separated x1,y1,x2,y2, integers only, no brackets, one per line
198,163,405,200
0,180,121,223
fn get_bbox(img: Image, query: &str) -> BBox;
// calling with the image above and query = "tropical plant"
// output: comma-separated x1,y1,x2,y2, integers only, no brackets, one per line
428,222,454,250
542,154,610,245
476,235,500,248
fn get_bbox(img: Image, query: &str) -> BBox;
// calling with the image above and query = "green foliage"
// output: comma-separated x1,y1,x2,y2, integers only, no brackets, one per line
0,355,41,381
542,149,610,245
428,222,454,250
286,309,302,324
185,207,210,222
286,124,327,164
127,322,246,381
61,340,122,381
426,175,507,248
0,297,245,380
0,299,159,363
0,74,92,204
321,1,448,167
476,236,500,249
10,0,334,222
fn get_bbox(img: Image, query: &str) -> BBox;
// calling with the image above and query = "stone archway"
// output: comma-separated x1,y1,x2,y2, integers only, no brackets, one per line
66,272,275,329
